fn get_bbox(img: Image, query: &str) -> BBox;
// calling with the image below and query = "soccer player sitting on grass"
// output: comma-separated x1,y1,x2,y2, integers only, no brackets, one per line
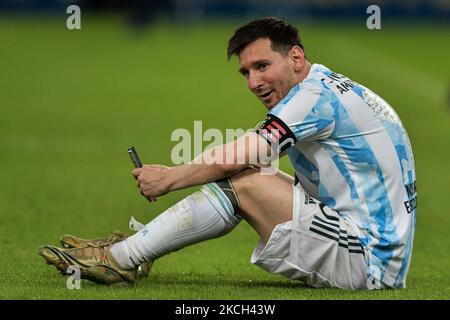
39,17,417,289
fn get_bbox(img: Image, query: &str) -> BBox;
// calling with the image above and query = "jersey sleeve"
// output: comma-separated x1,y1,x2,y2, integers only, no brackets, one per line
255,82,335,155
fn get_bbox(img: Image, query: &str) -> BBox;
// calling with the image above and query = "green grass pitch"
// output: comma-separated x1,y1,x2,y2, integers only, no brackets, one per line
0,15,449,299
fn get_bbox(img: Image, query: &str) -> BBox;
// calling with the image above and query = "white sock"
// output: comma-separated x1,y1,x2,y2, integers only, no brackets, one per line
110,184,241,269
109,240,135,269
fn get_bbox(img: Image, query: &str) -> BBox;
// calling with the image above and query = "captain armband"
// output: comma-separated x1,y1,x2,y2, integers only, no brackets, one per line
255,114,297,155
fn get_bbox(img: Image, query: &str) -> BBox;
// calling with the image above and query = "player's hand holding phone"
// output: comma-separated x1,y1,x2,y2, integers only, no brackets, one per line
128,146,171,202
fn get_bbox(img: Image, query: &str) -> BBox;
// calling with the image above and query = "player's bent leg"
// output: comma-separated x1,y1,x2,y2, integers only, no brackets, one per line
230,167,295,244
39,167,294,285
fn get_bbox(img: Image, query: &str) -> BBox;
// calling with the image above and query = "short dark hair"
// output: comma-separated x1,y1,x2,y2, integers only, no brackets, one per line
227,17,304,60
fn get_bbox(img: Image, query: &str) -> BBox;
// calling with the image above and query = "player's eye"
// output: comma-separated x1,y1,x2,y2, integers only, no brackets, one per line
257,63,268,71
240,70,249,78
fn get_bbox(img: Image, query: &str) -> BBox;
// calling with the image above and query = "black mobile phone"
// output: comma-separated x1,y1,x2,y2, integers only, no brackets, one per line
128,146,143,168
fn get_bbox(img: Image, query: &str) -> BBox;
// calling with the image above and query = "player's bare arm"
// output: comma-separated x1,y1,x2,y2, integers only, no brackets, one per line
132,131,273,201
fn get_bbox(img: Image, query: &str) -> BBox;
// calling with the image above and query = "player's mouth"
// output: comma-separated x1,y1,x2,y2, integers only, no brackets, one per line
258,90,273,102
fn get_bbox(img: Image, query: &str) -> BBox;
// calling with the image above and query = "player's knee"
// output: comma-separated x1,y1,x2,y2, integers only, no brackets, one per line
230,167,261,197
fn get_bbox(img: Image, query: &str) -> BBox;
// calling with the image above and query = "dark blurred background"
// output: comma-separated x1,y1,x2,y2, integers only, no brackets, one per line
1,0,449,24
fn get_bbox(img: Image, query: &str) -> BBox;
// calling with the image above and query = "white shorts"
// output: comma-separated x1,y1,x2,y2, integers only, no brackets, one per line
251,185,369,290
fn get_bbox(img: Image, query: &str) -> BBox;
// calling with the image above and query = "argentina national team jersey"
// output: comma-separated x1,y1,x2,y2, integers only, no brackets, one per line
257,64,417,288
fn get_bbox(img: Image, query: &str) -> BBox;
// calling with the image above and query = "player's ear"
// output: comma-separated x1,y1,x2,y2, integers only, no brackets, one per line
289,46,304,72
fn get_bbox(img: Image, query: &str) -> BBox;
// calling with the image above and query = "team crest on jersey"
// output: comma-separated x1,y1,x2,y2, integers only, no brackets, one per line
363,89,401,124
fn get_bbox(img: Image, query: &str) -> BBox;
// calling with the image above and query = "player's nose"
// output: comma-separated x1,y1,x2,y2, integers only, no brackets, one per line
247,72,264,92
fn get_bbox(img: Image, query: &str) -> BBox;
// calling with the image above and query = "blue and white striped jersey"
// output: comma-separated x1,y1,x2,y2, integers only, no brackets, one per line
259,63,417,288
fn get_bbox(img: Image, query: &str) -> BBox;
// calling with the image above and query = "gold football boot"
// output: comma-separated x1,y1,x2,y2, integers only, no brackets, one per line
38,244,140,285
58,232,152,279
